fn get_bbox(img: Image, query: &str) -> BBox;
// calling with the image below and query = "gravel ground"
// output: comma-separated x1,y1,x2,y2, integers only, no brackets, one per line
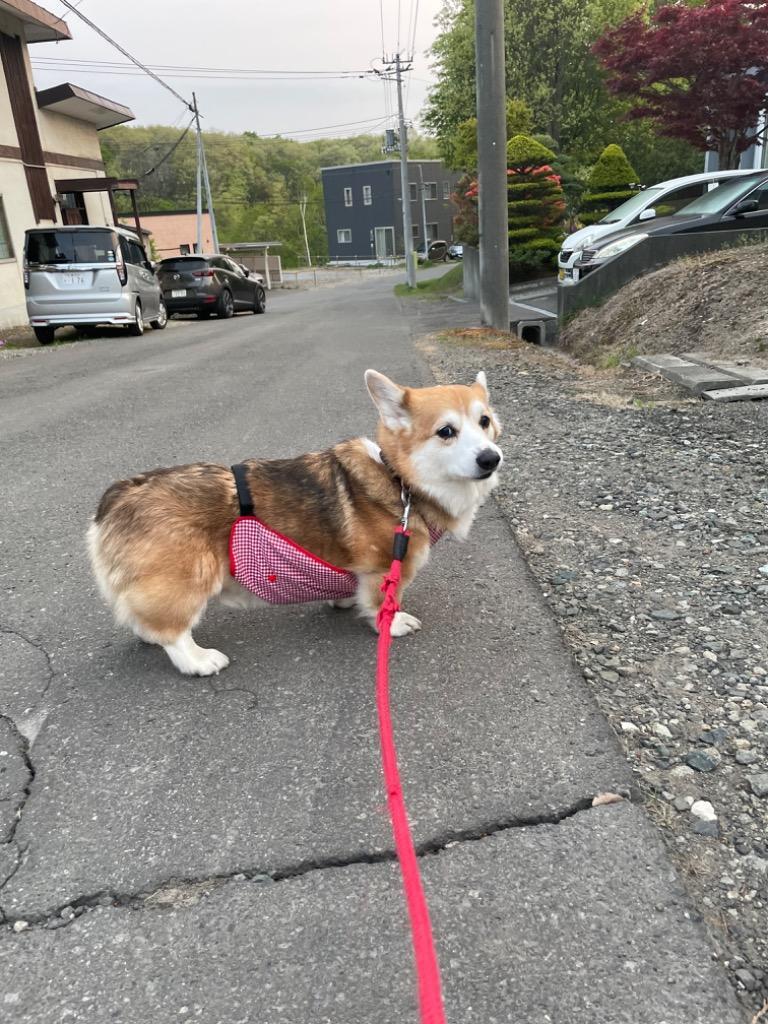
419,328,768,1018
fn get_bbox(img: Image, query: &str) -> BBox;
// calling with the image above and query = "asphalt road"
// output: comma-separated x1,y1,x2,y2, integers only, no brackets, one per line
0,278,744,1022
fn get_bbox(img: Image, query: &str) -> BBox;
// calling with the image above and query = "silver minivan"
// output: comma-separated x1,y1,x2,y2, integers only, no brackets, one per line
24,225,167,344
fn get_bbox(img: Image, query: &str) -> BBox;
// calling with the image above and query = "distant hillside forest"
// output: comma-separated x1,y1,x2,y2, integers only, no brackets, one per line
101,126,439,265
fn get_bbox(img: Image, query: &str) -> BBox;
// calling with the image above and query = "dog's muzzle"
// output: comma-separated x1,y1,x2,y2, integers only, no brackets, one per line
476,448,501,479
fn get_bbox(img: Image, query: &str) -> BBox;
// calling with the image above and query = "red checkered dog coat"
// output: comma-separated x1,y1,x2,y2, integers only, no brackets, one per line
228,463,442,605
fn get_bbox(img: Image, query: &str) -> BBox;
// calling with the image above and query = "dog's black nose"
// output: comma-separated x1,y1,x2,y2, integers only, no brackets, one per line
476,448,501,474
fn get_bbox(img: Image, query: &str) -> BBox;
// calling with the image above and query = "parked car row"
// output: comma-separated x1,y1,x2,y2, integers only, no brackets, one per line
558,168,768,285
23,225,266,345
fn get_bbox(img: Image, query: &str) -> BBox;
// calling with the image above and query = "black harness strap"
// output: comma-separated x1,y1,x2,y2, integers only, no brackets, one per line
231,463,255,517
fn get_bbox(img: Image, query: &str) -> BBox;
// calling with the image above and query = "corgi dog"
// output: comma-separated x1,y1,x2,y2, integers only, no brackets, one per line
87,370,503,676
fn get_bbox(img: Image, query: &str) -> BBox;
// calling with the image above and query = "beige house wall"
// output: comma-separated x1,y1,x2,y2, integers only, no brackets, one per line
0,9,125,329
38,108,105,162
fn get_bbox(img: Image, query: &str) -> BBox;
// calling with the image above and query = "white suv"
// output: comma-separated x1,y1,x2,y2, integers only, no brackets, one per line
558,169,762,285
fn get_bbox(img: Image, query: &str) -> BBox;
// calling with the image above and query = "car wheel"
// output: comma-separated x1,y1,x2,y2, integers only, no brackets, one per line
33,325,55,345
150,299,168,330
253,287,266,314
128,301,144,337
217,290,234,319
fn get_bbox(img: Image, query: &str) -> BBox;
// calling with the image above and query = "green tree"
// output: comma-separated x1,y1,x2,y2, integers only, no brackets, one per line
579,143,638,225
506,134,566,277
446,98,534,171
423,0,700,182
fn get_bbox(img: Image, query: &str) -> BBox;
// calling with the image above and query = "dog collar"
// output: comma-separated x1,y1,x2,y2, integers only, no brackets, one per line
376,449,412,529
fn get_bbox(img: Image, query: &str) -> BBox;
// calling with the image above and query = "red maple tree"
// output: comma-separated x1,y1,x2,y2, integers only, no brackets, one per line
593,0,768,169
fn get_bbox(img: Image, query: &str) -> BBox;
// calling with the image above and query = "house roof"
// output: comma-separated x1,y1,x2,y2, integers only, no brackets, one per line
0,0,71,43
36,82,134,129
320,159,447,172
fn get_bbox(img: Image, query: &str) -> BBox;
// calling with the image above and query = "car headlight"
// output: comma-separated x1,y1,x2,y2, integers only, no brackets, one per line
596,233,648,261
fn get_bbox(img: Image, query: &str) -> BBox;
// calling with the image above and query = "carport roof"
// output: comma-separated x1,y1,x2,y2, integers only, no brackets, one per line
0,0,71,42
36,83,135,129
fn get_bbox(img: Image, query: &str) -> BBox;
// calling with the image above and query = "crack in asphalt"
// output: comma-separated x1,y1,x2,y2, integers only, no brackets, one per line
0,626,55,698
1,793,626,933
0,715,35,849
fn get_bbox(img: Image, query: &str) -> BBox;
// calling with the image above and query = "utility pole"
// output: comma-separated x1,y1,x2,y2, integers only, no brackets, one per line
384,53,416,289
193,92,203,254
192,91,220,254
200,137,219,253
299,193,312,268
417,163,428,258
475,0,509,329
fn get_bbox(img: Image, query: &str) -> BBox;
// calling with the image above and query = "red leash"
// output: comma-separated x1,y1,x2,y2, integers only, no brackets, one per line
375,525,447,1024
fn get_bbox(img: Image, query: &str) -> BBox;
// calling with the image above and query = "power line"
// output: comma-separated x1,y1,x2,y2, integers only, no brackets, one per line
31,56,374,76
55,1,192,110
141,117,195,178
31,65,370,82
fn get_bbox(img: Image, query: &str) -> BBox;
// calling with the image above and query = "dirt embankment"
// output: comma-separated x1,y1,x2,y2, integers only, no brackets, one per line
561,242,768,366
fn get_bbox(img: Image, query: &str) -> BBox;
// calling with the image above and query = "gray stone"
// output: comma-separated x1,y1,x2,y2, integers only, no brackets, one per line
686,750,721,773
748,773,768,798
734,968,758,991
735,750,758,765
650,609,683,622
691,819,720,838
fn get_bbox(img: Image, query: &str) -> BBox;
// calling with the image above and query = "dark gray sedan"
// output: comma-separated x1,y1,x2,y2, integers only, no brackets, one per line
156,254,266,319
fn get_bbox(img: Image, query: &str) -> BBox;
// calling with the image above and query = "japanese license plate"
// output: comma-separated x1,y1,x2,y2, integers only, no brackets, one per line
171,289,186,297
61,273,87,287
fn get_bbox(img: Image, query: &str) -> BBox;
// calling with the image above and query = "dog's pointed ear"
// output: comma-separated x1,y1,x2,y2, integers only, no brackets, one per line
365,370,411,430
473,370,489,398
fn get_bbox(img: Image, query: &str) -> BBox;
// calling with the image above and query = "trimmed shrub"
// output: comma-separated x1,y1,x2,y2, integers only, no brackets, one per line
506,134,566,277
580,144,639,226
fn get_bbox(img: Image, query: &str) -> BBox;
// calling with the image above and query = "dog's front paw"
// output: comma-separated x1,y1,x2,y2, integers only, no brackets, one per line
328,597,357,610
390,611,422,637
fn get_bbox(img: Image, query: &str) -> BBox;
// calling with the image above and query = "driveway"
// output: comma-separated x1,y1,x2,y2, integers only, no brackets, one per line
0,282,743,1022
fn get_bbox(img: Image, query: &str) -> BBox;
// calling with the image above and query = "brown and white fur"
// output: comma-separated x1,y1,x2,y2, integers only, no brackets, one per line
87,370,503,676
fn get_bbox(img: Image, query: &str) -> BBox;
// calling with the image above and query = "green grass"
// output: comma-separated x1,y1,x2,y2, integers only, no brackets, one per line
394,264,463,298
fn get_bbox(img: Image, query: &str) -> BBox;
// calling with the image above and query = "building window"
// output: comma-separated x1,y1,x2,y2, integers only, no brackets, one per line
409,183,417,202
412,224,419,238
344,187,353,207
443,181,451,200
337,228,352,244
0,198,13,259
362,185,372,205
179,243,190,255
425,182,438,200
427,223,440,242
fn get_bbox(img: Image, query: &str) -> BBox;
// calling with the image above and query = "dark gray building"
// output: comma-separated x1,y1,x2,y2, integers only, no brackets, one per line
321,159,460,262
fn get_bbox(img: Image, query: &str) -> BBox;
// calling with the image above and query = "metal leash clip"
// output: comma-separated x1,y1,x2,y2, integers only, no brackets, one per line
400,485,412,531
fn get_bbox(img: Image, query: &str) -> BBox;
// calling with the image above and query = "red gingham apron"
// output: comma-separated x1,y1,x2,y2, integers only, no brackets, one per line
227,463,444,606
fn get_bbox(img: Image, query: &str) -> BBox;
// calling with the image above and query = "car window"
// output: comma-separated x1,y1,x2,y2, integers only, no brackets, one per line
673,174,768,215
653,183,708,216
743,180,768,210
599,188,663,224
25,229,116,265
209,257,226,270
158,257,207,272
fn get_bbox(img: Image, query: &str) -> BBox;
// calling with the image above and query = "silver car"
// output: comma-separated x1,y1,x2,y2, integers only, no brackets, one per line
24,225,167,344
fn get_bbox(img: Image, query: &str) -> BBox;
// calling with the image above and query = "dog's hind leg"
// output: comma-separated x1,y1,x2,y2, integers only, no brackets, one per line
163,631,230,676
124,578,230,677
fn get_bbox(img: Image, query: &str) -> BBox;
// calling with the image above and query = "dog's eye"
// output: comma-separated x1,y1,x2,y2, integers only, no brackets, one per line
479,415,491,429
436,425,456,440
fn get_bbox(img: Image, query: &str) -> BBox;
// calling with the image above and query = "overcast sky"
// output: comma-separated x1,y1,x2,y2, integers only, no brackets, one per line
30,0,446,139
